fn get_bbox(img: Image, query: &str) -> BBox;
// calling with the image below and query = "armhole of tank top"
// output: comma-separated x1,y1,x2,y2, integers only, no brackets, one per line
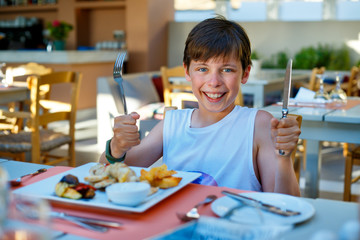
249,109,262,189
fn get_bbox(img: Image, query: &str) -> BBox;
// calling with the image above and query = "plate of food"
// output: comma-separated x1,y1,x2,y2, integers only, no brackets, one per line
13,162,201,213
211,192,315,225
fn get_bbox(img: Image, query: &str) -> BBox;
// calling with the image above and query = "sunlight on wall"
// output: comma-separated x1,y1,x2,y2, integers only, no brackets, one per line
347,33,360,55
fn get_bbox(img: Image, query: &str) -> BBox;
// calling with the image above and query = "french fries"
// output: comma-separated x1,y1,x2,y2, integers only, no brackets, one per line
140,164,182,189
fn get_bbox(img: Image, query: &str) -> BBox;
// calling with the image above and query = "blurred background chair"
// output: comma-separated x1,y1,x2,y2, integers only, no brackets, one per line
295,66,332,93
344,146,360,202
342,65,360,157
345,65,359,97
0,63,53,133
160,65,194,108
342,65,360,202
160,65,244,108
0,71,81,166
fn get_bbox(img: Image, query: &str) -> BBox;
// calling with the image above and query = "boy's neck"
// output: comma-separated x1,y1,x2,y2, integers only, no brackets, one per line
190,105,236,128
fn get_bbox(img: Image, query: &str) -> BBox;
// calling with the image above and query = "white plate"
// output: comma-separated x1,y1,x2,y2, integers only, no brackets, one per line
211,192,315,225
13,163,201,213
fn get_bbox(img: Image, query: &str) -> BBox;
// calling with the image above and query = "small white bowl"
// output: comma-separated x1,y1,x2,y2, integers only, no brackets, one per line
105,182,150,206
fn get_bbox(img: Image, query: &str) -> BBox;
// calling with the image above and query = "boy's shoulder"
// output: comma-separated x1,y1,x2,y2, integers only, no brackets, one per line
254,109,273,125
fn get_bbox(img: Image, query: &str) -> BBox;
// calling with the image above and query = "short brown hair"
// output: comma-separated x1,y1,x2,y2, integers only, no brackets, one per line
183,16,252,72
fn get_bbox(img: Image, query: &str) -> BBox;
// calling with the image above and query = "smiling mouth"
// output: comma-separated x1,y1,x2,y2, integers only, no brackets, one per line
204,92,225,100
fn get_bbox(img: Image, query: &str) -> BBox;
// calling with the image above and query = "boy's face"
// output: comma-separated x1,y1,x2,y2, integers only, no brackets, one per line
184,55,250,114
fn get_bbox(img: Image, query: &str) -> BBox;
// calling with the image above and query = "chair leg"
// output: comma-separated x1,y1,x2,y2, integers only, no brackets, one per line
302,140,307,171
343,153,353,201
69,142,76,167
293,156,301,183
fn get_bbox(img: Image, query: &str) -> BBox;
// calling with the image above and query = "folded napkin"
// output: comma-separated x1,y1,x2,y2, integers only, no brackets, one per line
152,216,293,240
294,87,316,102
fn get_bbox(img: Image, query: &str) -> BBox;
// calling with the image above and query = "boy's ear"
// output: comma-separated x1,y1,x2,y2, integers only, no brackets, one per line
241,65,251,84
183,63,191,82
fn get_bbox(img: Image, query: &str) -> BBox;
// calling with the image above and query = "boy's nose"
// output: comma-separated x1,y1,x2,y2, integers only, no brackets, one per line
207,72,222,87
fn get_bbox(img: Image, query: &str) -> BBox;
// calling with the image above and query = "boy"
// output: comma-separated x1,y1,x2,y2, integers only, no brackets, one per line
100,16,301,196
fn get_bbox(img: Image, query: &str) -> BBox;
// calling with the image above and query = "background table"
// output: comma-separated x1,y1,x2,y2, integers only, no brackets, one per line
242,70,308,108
261,98,360,198
0,82,28,105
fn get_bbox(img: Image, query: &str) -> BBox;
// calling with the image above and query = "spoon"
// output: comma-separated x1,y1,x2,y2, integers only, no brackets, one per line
10,168,47,187
177,194,218,222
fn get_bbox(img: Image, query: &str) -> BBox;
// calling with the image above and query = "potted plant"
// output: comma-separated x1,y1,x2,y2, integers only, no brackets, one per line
251,50,262,76
46,20,73,50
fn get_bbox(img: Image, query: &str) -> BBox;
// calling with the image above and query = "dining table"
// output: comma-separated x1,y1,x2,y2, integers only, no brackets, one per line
0,81,28,105
261,97,360,199
1,159,359,240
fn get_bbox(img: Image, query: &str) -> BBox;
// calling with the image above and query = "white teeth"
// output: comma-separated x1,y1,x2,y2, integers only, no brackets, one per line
206,93,222,99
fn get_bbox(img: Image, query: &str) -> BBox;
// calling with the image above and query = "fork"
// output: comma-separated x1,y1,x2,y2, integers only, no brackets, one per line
113,52,127,115
176,195,218,222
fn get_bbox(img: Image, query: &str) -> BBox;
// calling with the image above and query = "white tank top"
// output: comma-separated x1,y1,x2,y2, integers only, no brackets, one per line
163,106,262,191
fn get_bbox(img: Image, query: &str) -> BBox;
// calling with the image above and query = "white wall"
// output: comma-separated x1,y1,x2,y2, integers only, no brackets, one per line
168,20,360,68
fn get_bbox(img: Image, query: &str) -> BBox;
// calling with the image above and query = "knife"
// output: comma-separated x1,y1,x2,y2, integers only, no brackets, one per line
221,190,301,217
50,211,123,228
279,59,293,155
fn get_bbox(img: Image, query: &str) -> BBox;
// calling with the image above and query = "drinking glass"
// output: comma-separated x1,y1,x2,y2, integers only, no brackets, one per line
3,194,52,240
0,166,9,236
329,72,347,105
0,63,6,87
314,74,330,100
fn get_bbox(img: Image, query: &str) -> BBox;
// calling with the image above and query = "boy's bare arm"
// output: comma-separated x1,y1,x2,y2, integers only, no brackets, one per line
255,110,301,196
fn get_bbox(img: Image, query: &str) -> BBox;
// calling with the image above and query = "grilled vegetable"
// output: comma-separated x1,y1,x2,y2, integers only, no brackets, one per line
55,174,96,199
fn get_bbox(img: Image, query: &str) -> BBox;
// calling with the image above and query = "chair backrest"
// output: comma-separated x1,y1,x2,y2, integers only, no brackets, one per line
309,67,326,91
347,65,360,96
160,65,193,107
27,71,82,163
160,65,244,107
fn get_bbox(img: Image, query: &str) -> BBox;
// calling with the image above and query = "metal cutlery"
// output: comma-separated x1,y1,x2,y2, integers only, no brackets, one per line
222,190,301,217
176,194,218,222
279,59,293,155
50,212,109,232
16,202,114,233
9,168,47,186
113,52,128,115
50,212,122,229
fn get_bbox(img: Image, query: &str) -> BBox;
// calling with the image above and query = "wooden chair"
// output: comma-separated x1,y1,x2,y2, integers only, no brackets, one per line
293,67,329,176
344,146,360,201
160,65,244,108
308,67,326,91
160,65,195,108
0,63,53,133
342,66,360,201
345,65,359,97
0,71,82,167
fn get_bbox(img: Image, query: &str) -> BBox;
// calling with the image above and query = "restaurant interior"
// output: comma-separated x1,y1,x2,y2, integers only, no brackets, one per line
0,0,360,239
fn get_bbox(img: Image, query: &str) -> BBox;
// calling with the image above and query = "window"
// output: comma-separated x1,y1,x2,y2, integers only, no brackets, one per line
174,0,360,22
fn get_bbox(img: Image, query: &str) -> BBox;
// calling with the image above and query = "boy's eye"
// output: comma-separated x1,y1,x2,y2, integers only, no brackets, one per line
222,68,233,73
198,67,207,72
